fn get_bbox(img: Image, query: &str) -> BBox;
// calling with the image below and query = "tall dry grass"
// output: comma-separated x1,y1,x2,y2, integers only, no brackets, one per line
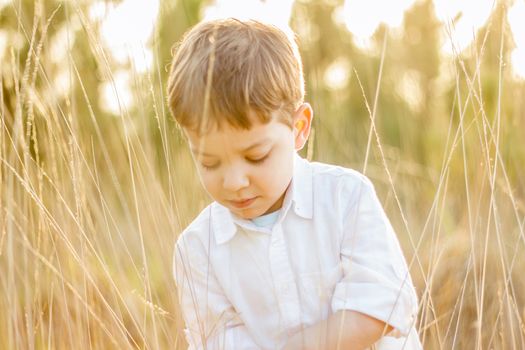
1,0,524,349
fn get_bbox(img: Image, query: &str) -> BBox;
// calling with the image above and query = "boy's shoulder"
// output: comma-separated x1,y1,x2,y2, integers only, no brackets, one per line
175,204,215,247
175,200,236,248
308,159,362,177
303,158,378,210
307,159,373,190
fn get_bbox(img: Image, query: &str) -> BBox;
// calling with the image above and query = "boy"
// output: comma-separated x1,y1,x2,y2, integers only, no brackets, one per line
168,18,422,349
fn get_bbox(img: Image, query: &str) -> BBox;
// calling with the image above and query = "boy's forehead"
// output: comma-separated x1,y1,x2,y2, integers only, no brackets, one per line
184,122,277,154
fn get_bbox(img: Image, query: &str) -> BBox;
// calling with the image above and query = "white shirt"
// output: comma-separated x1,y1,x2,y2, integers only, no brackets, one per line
173,155,422,349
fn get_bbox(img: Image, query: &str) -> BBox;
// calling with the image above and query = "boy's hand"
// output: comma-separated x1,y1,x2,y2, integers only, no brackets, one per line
281,310,392,350
282,331,316,350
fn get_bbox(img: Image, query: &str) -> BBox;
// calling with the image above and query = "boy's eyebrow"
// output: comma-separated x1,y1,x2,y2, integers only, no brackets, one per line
191,138,271,157
240,138,272,152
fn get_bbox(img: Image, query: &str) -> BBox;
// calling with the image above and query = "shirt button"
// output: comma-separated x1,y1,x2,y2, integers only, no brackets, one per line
287,325,301,336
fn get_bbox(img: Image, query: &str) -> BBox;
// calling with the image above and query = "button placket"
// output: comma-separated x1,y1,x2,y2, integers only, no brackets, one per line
269,224,301,330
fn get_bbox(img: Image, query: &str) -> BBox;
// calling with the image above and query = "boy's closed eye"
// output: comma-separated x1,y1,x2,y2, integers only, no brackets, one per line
199,151,271,171
246,152,270,164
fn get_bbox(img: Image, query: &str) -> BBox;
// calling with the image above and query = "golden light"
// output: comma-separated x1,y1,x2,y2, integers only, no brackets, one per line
203,0,295,31
0,31,6,63
342,0,416,49
89,0,159,115
97,0,158,72
0,0,10,10
433,0,495,55
0,0,12,62
91,0,525,116
508,1,525,80
324,57,352,90
397,70,424,112
100,70,135,115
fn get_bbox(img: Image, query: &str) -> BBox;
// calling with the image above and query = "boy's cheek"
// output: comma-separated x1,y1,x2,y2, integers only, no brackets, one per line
199,174,214,190
194,171,215,195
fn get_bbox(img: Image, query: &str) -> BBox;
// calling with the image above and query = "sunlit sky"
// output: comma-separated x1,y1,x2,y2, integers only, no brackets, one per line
1,0,523,113
71,0,525,113
93,0,525,74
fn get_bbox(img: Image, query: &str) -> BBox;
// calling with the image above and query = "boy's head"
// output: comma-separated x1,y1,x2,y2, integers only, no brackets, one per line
167,18,304,133
167,18,313,219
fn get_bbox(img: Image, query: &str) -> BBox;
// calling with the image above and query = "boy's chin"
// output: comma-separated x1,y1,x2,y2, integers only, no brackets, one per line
223,195,284,220
233,206,281,220
230,204,272,220
231,207,263,220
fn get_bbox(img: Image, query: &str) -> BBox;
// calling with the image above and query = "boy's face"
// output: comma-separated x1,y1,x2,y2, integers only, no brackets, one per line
185,104,312,219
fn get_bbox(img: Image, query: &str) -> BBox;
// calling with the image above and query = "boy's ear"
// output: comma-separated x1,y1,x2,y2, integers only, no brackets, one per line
293,103,313,151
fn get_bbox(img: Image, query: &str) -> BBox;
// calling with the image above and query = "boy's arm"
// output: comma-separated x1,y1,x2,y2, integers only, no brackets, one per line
329,176,419,341
284,176,418,349
174,232,260,349
283,309,392,350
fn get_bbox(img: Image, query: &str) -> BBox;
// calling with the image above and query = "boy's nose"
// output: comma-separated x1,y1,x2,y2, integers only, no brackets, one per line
222,167,249,192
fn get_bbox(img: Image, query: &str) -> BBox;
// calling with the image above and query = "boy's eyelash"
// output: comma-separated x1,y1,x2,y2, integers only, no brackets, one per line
201,163,219,170
246,154,269,164
201,154,269,170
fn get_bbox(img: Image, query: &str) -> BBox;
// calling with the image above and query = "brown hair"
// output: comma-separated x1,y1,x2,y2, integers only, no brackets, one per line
167,18,305,134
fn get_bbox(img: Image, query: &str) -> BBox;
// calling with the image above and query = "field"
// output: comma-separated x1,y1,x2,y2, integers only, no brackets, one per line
1,0,524,349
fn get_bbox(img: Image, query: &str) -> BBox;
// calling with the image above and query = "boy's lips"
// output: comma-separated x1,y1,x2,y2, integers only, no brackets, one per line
228,196,258,209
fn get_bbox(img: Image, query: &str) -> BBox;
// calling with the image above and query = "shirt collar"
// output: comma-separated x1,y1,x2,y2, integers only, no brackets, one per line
211,153,313,245
289,153,314,220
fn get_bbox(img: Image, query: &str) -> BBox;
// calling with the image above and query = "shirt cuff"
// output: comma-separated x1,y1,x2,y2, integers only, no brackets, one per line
331,281,417,336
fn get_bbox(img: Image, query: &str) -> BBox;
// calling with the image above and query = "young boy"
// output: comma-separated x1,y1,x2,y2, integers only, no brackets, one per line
168,18,422,349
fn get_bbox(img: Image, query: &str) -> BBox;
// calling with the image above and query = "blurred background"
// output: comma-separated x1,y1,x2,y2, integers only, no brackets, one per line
1,0,524,348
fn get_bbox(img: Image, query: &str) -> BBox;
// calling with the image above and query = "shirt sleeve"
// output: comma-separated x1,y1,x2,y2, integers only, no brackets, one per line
174,232,261,349
331,175,419,337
